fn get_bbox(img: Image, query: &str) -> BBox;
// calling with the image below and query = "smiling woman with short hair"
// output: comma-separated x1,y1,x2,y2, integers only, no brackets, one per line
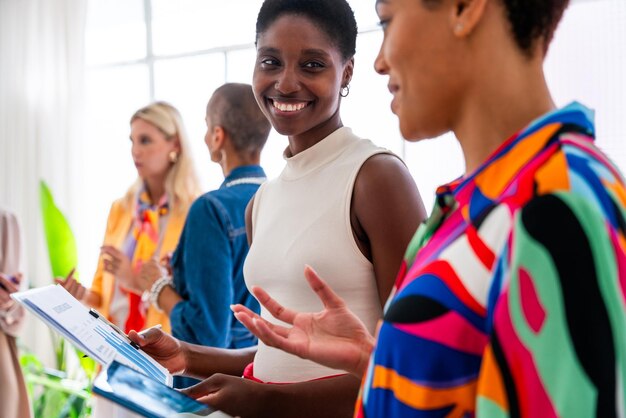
232,0,626,416
128,1,426,417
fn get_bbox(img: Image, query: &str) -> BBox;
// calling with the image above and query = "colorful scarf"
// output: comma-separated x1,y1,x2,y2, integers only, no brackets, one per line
124,189,168,333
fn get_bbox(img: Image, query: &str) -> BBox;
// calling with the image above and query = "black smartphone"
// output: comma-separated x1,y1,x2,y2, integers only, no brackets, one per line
92,361,228,418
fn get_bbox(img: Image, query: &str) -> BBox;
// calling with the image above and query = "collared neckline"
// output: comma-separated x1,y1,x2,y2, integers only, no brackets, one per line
220,165,266,189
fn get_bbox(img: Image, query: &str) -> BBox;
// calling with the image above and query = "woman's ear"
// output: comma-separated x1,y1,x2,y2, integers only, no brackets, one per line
172,134,182,154
449,0,488,37
343,57,355,88
213,125,226,150
207,125,226,163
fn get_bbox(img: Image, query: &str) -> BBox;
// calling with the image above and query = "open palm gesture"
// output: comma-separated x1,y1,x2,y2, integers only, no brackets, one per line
232,265,376,377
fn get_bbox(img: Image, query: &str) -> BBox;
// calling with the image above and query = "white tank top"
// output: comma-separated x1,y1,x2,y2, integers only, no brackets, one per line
244,127,391,382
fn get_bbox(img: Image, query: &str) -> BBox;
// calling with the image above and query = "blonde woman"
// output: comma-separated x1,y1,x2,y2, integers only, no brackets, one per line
60,101,200,336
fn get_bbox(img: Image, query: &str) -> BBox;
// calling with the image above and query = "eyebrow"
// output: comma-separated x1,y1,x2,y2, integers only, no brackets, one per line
257,47,331,57
257,47,280,54
301,48,331,57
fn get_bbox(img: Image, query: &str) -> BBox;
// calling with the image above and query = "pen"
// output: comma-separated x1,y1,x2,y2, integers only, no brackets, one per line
89,309,141,350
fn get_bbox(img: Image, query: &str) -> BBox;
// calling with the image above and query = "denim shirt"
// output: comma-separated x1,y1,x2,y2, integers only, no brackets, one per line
170,165,265,351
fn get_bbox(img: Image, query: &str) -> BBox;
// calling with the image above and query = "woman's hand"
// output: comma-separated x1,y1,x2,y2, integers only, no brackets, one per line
182,374,263,418
0,273,20,310
160,252,174,276
137,258,167,293
101,245,133,280
128,327,187,375
232,265,376,378
101,245,144,293
55,269,86,301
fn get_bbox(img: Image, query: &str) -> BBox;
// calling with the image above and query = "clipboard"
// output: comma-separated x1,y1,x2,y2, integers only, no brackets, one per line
12,284,173,386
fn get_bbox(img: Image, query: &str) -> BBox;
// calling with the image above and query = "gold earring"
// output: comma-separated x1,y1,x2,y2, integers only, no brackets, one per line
169,151,178,163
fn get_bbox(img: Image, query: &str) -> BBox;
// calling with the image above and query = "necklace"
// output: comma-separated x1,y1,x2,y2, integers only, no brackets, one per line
224,177,266,188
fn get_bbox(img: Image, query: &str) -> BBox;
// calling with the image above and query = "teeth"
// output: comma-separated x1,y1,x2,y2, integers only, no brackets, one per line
272,100,307,112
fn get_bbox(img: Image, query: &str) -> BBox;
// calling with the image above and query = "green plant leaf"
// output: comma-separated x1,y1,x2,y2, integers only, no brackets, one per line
39,180,78,281
76,348,98,381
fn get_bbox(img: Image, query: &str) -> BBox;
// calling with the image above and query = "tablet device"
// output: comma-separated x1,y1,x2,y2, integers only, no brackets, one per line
93,361,229,418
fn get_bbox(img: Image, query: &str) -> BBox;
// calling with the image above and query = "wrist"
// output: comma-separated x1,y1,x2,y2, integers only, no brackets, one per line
177,340,190,376
355,334,376,378
148,275,172,312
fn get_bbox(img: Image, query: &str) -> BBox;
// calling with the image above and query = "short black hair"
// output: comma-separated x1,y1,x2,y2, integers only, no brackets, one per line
500,0,570,54
424,0,569,55
255,0,358,61
207,83,271,155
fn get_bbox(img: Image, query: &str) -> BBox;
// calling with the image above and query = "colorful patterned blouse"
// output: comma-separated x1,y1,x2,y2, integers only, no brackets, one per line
357,103,626,417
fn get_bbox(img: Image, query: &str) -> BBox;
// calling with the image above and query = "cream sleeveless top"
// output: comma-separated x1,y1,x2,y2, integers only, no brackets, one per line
244,127,391,382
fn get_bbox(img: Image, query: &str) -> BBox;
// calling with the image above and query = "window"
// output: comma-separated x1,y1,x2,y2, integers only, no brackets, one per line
81,0,626,284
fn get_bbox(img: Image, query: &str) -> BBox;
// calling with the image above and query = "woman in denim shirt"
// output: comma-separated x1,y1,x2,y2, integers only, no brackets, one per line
136,83,271,388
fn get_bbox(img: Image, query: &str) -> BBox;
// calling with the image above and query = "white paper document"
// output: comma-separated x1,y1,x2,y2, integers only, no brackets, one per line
12,284,173,386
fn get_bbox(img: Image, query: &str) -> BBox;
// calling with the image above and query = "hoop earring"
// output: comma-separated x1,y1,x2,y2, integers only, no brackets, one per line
340,85,350,98
168,151,178,163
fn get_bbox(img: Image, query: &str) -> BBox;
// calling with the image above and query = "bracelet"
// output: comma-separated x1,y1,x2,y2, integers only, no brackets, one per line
149,275,172,312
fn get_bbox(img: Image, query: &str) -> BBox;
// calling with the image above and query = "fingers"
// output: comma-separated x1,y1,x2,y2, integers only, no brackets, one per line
230,303,256,317
103,258,121,273
138,261,164,290
128,327,165,346
127,330,146,346
304,265,345,310
101,246,124,270
103,258,117,274
231,304,293,346
232,310,290,340
58,276,85,300
141,259,163,275
251,317,298,354
73,284,85,300
181,377,218,400
101,245,124,258
102,247,133,280
250,286,297,324
181,374,233,401
231,304,290,337
0,286,11,305
160,253,172,265
0,274,18,294
13,273,23,285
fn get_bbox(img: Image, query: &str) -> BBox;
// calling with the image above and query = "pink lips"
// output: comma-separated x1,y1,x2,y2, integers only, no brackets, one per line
388,83,400,114
387,83,399,94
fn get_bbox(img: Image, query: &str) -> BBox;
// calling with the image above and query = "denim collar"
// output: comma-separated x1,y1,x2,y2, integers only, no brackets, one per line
220,165,266,189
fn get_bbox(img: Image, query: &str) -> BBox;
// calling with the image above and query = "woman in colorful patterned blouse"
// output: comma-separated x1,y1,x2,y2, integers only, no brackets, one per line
233,0,626,417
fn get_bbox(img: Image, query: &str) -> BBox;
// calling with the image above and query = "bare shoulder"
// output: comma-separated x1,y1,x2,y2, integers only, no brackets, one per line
354,153,419,200
352,152,426,304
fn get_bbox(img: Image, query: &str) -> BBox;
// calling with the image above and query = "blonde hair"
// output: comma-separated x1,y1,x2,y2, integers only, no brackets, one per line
124,101,201,214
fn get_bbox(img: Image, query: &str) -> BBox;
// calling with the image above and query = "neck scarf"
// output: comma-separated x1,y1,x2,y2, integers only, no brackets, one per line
124,188,168,333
